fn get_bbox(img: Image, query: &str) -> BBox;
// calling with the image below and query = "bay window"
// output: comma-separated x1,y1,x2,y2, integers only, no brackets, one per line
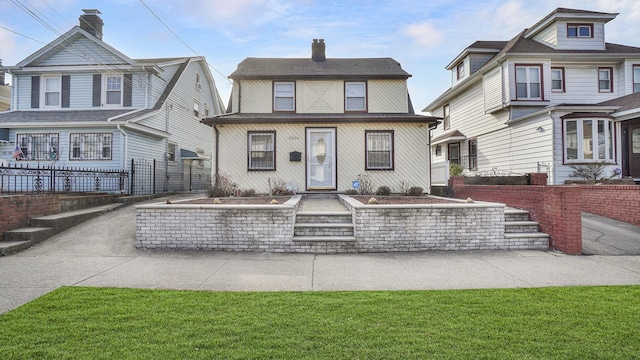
564,118,614,163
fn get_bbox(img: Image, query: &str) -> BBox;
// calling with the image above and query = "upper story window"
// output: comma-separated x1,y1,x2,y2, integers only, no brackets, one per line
70,133,112,160
105,75,123,105
551,67,565,92
345,82,367,111
456,61,465,80
633,65,640,93
468,139,477,171
16,133,59,161
193,100,200,118
443,104,450,130
515,65,542,100
248,131,276,170
43,76,61,107
273,82,295,111
195,72,202,91
167,142,176,162
564,118,614,163
598,67,613,93
365,130,393,170
567,24,593,38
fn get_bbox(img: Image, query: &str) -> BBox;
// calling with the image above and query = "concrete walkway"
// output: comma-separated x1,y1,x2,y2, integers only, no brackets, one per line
1,194,639,315
582,212,640,255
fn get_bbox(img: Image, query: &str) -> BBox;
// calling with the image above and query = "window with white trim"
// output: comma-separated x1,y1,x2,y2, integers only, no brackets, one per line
195,72,202,91
365,131,393,170
105,75,122,105
515,65,542,100
456,61,465,80
248,131,275,170
551,68,564,92
167,142,176,162
345,82,366,111
567,24,592,38
43,76,61,107
564,118,614,163
16,133,59,161
193,100,200,118
70,133,112,160
273,82,294,111
598,68,613,92
633,65,640,93
443,104,450,130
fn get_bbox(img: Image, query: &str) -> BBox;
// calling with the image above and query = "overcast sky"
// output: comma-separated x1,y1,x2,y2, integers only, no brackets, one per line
2,0,640,114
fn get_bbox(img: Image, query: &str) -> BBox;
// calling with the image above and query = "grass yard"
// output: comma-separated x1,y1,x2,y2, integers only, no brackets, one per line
1,286,639,359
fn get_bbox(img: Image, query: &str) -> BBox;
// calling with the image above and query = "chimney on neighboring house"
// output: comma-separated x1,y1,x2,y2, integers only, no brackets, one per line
79,9,104,40
312,39,326,62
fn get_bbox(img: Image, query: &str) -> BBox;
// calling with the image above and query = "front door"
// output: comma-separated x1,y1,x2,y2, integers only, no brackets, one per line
306,128,336,190
629,123,640,178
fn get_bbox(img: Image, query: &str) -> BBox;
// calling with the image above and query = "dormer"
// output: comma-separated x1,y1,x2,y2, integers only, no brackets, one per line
524,8,617,51
446,41,505,87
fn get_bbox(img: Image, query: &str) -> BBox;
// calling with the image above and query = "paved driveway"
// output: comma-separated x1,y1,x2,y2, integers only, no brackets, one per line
582,212,640,255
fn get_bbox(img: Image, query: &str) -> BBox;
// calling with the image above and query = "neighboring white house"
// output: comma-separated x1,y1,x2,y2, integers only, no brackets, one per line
424,7,640,185
203,39,439,194
0,9,225,193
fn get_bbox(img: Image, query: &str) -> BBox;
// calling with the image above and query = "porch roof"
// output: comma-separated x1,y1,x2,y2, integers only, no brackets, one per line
431,129,466,146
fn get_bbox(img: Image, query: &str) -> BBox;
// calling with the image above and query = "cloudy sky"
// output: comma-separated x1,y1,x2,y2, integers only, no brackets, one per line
2,0,640,113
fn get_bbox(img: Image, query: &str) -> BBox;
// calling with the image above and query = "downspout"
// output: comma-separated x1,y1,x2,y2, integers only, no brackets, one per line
548,110,557,185
213,123,220,188
428,122,438,194
116,123,128,170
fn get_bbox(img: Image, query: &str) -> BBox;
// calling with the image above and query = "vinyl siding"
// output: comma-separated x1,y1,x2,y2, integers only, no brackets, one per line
532,24,557,49
451,57,467,87
368,80,407,113
483,67,502,112
214,122,430,194
556,21,606,51
299,80,341,113
549,64,621,103
38,37,129,66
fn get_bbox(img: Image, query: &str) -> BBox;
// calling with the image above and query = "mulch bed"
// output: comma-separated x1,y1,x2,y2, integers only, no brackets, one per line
182,196,293,205
351,196,459,205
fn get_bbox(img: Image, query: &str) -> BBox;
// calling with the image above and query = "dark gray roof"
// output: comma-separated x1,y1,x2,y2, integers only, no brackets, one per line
467,41,509,51
0,109,135,123
229,58,411,79
203,112,438,126
598,92,640,112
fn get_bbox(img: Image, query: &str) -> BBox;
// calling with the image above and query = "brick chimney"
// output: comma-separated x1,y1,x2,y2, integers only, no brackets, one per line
312,39,326,62
79,9,103,40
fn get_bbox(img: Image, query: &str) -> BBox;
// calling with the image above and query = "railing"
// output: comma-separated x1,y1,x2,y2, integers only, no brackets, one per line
0,164,128,194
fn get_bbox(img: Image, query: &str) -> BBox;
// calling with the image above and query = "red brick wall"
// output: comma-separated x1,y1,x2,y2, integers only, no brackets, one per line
580,185,640,226
0,195,60,241
452,177,583,254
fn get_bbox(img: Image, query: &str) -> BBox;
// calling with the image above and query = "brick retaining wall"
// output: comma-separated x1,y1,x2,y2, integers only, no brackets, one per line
0,194,60,241
580,185,640,226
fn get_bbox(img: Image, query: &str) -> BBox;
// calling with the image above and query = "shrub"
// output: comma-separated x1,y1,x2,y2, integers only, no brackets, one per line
569,163,616,183
376,185,392,196
271,178,294,196
399,181,411,195
357,174,375,195
408,186,423,196
207,172,237,197
240,188,256,197
450,163,463,177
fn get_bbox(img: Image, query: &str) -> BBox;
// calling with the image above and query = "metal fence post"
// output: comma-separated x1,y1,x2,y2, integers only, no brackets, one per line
130,158,135,195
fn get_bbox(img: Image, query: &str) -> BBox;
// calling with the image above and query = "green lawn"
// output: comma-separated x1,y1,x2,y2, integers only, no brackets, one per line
1,286,639,359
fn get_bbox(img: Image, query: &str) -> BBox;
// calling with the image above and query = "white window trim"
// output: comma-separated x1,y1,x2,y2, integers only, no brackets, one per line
195,72,202,91
193,100,200,118
345,82,367,111
42,75,62,108
633,65,640,94
103,74,123,107
167,142,177,163
563,118,615,164
515,65,542,100
598,67,613,93
551,68,565,92
69,133,113,161
568,24,592,38
273,82,295,111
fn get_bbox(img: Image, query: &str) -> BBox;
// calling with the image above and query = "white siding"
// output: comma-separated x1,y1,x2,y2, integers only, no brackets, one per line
532,24,557,49
240,80,272,113
215,123,430,194
549,64,621,104
556,21,606,51
37,37,129,66
451,57,468,87
368,80,407,113
483,67,502,112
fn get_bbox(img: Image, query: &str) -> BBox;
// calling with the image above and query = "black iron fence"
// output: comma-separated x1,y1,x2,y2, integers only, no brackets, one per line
0,164,128,194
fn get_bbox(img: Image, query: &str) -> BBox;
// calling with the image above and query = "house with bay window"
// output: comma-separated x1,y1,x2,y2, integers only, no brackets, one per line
424,7,640,185
203,39,439,194
0,9,225,192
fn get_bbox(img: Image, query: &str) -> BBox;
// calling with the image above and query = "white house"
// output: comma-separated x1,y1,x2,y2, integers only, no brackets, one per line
0,9,225,193
424,7,640,185
203,39,439,194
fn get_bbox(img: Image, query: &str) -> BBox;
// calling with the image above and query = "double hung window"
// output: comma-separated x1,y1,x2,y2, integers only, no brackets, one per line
274,82,294,111
365,131,393,170
551,68,565,92
105,75,122,105
598,68,613,93
248,132,275,170
564,119,614,163
515,65,542,100
443,104,450,130
634,65,640,93
345,82,366,111
468,139,477,171
44,76,61,107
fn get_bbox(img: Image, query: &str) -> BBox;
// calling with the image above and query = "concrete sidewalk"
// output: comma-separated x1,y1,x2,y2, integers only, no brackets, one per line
1,194,639,314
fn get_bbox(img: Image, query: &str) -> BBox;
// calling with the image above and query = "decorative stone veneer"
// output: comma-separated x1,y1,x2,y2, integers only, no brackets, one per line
135,194,539,253
338,195,510,251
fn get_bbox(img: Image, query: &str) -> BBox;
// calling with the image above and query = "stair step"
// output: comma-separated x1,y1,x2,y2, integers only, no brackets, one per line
504,232,549,250
30,203,122,234
292,236,356,243
504,232,549,239
504,209,530,221
4,227,54,244
294,223,354,228
504,221,540,233
295,211,352,224
0,241,32,256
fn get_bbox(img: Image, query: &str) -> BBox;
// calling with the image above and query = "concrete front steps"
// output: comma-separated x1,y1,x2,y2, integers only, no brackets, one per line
504,208,550,250
0,203,123,256
292,211,356,243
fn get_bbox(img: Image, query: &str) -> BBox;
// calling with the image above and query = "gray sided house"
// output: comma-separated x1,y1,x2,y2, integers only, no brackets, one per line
424,7,640,185
0,9,225,193
203,39,439,194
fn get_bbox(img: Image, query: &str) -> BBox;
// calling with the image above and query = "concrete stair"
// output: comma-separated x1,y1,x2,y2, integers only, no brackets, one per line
503,208,549,250
292,211,355,243
0,203,123,256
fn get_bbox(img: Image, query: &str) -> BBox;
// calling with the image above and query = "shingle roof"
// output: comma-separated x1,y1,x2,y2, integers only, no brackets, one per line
203,112,438,125
229,58,411,79
598,92,640,112
0,109,136,123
